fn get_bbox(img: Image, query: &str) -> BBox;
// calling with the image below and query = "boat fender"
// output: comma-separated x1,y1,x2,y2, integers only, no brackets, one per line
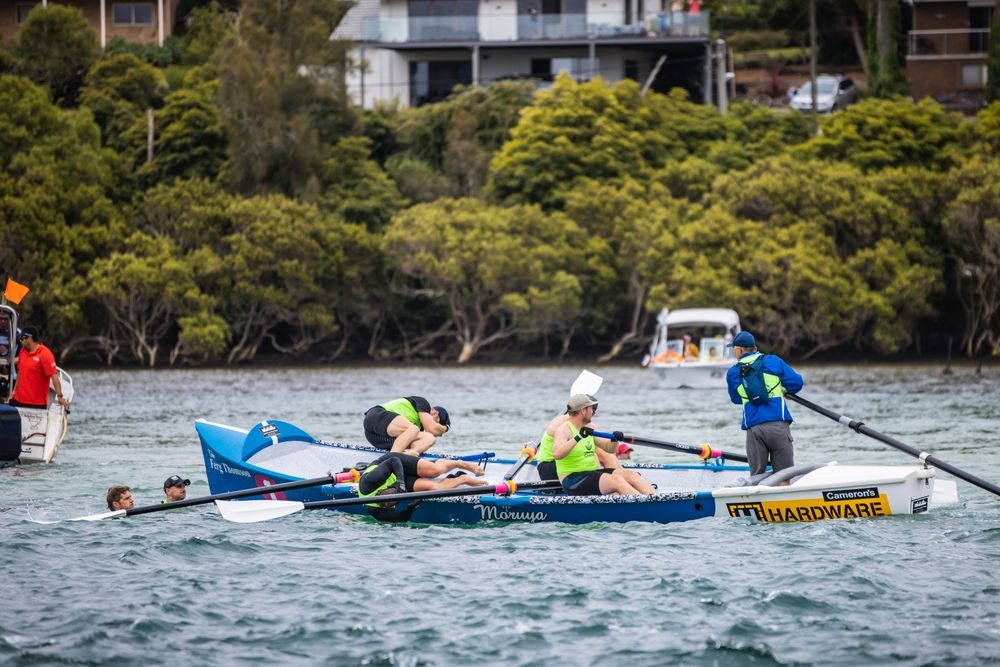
0,404,21,463
758,463,827,487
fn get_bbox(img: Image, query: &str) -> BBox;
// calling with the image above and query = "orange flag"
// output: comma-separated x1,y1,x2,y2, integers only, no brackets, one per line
4,278,29,305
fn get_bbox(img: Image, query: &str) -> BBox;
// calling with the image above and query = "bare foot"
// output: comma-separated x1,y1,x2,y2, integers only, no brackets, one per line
457,461,484,475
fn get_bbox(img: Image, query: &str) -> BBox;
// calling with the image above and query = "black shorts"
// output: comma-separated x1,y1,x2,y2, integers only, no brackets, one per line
363,407,399,449
389,452,421,491
536,460,558,482
561,468,614,496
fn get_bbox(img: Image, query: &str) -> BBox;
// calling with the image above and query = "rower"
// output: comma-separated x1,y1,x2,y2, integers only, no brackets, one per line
535,406,620,483
362,396,450,455
552,395,654,496
357,452,488,522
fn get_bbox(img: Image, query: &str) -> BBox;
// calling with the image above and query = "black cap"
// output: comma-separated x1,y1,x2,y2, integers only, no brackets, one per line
434,405,450,428
19,326,39,341
163,475,191,490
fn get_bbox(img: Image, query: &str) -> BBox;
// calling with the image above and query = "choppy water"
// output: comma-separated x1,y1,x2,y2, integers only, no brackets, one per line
1,364,999,666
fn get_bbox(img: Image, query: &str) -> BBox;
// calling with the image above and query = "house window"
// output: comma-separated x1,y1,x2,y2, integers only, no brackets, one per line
15,2,39,24
624,59,639,81
409,60,472,106
961,64,987,88
112,3,155,26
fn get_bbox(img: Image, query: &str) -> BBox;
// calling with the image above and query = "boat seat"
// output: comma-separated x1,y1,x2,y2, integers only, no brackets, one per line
757,463,827,487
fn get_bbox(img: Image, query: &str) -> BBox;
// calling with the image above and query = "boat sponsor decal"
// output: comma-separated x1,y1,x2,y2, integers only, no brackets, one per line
911,496,929,514
727,494,891,522
254,474,287,500
259,422,279,438
207,457,252,479
822,487,878,502
473,503,547,522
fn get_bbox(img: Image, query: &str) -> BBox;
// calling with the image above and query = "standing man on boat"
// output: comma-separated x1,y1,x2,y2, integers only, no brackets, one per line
552,394,654,495
357,452,487,521
726,331,803,478
8,327,70,411
362,396,450,455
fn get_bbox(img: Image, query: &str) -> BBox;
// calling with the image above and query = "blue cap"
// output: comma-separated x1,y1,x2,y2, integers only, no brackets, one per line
434,406,450,428
728,331,756,348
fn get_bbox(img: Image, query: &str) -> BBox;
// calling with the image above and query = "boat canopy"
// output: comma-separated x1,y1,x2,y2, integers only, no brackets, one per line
658,308,740,330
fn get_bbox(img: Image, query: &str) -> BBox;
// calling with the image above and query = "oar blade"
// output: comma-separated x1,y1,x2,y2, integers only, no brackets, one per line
215,499,305,524
71,510,127,522
570,370,603,397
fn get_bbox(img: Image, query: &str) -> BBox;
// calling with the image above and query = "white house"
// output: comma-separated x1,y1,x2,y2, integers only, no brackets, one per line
334,0,712,107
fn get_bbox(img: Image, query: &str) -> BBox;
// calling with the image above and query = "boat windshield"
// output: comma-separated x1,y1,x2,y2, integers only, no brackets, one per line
700,337,728,362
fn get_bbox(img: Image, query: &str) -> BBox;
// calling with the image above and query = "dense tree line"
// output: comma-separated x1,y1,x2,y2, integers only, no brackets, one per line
1,2,998,366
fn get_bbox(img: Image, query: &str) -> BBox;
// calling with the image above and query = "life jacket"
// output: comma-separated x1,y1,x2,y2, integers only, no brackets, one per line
736,352,783,406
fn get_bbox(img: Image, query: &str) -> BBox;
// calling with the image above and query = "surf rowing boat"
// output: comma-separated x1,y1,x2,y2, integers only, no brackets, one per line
198,418,959,525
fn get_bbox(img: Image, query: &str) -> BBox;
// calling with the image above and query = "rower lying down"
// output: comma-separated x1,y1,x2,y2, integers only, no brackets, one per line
197,419,959,526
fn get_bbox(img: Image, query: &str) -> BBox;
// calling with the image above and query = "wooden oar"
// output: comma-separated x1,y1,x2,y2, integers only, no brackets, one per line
582,428,749,463
215,480,563,524
52,470,361,522
786,393,1000,498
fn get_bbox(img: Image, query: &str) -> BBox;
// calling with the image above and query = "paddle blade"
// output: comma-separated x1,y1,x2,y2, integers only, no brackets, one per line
215,499,305,524
71,510,127,522
570,370,603,397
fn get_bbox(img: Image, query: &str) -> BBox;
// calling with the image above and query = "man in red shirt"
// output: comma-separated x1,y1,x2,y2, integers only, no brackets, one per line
9,327,70,411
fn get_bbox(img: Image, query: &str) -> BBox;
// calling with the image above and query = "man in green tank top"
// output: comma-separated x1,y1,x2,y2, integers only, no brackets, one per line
535,408,621,482
552,394,655,496
362,396,451,454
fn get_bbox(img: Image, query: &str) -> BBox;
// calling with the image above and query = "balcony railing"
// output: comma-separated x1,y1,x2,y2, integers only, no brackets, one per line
907,28,990,59
361,11,709,44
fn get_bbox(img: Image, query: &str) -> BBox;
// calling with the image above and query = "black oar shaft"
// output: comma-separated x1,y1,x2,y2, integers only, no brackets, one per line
125,472,354,517
787,393,1000,498
503,442,539,480
301,480,562,511
588,430,749,463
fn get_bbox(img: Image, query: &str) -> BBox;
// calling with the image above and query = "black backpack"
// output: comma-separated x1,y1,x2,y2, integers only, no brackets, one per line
738,355,772,406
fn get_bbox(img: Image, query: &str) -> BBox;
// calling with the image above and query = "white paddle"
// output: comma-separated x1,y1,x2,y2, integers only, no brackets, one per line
570,370,602,397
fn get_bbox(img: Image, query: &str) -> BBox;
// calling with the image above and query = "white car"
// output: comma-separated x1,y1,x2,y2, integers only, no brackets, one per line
789,75,860,113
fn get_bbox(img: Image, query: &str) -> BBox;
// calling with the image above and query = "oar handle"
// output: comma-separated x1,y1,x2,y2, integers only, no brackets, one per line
786,393,1000,498
584,429,749,463
124,470,360,517
301,480,561,510
503,441,539,480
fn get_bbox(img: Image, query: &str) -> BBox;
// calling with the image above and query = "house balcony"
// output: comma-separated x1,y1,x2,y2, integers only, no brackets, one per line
360,11,709,46
907,28,990,60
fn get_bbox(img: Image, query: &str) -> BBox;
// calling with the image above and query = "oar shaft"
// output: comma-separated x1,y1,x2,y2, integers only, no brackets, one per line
301,480,561,511
786,393,1000,498
125,471,358,517
588,430,749,463
504,442,539,480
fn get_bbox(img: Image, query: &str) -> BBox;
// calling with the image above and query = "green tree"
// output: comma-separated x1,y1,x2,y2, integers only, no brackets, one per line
943,157,1000,356
80,53,167,153
221,195,378,362
136,78,227,184
213,0,354,196
319,136,406,230
866,0,908,98
988,11,1000,103
799,97,972,171
14,4,98,106
383,198,585,362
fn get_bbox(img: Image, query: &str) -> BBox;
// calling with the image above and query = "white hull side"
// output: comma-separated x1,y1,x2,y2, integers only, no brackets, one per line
712,465,937,522
649,361,730,389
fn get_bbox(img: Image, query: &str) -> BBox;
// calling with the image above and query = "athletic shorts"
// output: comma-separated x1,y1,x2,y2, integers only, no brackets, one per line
536,460,558,482
561,468,615,496
363,406,400,449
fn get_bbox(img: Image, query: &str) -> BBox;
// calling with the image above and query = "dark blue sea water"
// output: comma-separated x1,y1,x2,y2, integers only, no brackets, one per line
1,364,999,666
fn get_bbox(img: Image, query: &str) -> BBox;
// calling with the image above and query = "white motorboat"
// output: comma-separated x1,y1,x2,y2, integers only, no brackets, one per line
0,291,75,467
643,308,741,388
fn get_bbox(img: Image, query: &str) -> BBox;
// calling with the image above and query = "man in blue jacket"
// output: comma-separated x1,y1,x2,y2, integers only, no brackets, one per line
726,331,804,478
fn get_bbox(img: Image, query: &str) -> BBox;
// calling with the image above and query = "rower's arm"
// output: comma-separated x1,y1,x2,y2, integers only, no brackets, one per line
419,411,447,436
552,424,575,459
